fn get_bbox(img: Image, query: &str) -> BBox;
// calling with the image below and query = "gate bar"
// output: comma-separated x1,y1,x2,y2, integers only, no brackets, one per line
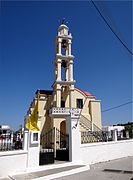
54,127,56,158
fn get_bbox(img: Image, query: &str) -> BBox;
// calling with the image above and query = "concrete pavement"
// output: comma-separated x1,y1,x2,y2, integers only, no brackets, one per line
9,165,88,180
0,156,132,180
7,161,90,180
54,156,133,180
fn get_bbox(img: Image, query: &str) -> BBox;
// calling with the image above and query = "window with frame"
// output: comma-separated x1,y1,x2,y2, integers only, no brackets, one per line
33,133,38,141
76,99,83,109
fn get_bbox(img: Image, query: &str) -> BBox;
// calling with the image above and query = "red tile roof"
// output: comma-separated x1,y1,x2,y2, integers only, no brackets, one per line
83,91,93,96
75,87,95,98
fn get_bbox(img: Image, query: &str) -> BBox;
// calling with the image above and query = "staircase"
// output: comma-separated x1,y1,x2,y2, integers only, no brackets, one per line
80,115,92,131
80,114,101,132
80,115,103,144
93,123,101,131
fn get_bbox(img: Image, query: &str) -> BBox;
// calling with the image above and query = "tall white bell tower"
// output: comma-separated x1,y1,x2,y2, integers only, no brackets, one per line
50,21,81,162
52,21,75,108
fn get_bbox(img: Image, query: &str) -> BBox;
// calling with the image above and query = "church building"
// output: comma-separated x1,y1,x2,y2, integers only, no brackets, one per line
25,22,102,136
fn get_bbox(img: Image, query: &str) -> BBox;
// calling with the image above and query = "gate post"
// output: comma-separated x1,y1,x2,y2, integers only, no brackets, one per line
66,113,81,162
26,131,40,168
112,129,117,141
23,130,29,151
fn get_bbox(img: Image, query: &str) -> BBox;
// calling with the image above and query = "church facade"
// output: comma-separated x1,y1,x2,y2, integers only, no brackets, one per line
25,23,102,135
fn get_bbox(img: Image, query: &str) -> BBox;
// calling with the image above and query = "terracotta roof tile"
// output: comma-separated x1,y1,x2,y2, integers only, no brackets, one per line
75,87,95,98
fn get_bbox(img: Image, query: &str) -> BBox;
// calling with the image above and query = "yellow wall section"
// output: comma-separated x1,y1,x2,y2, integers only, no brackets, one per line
27,87,102,134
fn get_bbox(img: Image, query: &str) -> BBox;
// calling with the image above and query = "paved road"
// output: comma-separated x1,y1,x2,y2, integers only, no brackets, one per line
54,156,133,180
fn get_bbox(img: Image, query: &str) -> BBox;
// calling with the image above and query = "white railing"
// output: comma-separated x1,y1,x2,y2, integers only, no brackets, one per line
0,139,22,151
49,107,80,117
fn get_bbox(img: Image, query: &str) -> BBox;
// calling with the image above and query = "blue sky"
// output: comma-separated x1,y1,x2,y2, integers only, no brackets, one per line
1,1,132,130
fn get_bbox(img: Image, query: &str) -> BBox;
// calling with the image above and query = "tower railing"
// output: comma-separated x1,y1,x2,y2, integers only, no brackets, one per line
49,107,80,117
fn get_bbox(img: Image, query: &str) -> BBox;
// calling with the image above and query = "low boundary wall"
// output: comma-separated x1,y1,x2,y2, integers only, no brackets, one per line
80,139,133,165
0,139,133,177
0,150,28,177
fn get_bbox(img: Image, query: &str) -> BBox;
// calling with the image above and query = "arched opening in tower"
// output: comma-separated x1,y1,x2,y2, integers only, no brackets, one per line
61,60,66,81
61,39,67,55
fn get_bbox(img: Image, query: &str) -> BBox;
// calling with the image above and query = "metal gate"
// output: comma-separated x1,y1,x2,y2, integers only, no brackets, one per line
39,127,69,165
55,128,69,161
39,128,54,165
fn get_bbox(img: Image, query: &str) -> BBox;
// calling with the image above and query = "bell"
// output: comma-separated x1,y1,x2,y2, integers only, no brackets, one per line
62,39,67,49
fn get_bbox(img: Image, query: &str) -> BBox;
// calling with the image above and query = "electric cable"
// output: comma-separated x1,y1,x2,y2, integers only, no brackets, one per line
102,101,133,113
91,0,133,55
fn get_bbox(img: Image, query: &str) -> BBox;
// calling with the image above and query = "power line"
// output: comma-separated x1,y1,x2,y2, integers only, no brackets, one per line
102,101,133,113
91,0,133,56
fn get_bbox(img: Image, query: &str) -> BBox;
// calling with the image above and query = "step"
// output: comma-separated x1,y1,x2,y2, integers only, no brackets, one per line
9,162,90,180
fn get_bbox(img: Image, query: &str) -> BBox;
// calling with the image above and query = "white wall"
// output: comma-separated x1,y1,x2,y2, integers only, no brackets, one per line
80,139,133,165
0,150,28,177
27,146,40,168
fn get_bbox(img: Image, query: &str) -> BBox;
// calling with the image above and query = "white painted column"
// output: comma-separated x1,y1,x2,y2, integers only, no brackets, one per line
65,66,69,81
53,91,56,107
11,132,14,144
23,130,29,151
54,63,57,81
68,41,72,55
126,131,129,139
27,131,40,168
66,47,69,56
56,85,61,107
57,59,61,81
69,60,73,81
69,86,74,108
66,113,81,162
58,38,62,55
112,129,117,141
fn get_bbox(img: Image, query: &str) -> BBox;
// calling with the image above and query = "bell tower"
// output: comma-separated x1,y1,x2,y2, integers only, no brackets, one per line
52,21,75,108
49,22,81,162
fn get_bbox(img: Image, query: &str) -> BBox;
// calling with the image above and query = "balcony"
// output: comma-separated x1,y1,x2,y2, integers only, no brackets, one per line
49,107,80,117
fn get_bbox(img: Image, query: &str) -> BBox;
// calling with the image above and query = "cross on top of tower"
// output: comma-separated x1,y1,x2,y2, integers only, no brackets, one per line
61,18,65,24
60,18,68,25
